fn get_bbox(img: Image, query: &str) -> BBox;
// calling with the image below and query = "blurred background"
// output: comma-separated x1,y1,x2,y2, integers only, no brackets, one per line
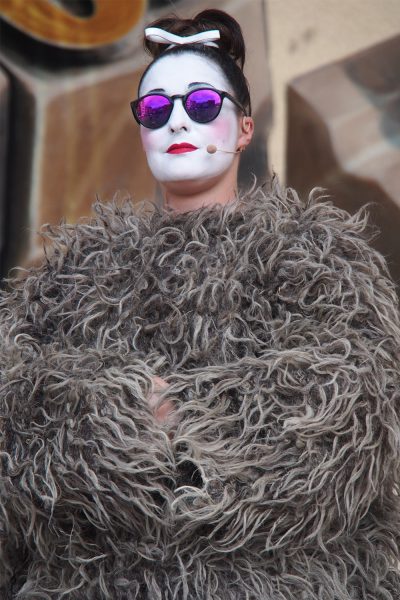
0,0,399,290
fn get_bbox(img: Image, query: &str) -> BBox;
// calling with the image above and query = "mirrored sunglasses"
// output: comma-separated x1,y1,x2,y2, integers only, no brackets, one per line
130,87,246,130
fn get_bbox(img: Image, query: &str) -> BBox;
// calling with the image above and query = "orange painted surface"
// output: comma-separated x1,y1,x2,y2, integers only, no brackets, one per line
0,0,146,48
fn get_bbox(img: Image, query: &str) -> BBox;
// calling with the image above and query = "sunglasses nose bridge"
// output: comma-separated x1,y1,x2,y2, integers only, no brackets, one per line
167,94,192,132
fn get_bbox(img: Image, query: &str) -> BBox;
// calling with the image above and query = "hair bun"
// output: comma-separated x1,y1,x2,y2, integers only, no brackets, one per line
144,9,246,69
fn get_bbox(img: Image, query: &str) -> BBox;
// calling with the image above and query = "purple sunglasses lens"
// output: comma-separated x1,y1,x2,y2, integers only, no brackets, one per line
137,95,172,128
186,89,222,123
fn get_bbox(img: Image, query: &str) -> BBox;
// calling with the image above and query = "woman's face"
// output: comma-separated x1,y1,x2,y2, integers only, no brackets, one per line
138,53,241,187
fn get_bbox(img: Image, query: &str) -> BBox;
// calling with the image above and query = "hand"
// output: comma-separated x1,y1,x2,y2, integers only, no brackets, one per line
148,376,175,425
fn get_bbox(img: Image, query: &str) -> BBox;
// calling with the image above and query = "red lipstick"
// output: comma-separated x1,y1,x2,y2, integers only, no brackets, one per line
167,143,198,154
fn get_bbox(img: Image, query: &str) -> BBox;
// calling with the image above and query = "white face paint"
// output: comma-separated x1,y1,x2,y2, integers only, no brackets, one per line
138,53,241,185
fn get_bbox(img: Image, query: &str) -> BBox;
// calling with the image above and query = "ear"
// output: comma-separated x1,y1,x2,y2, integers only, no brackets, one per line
237,116,254,151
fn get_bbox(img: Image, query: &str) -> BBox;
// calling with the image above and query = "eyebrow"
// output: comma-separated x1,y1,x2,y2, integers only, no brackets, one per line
189,82,215,89
146,82,216,94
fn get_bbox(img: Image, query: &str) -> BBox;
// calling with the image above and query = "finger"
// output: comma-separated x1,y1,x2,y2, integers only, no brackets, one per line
154,400,174,423
152,375,169,391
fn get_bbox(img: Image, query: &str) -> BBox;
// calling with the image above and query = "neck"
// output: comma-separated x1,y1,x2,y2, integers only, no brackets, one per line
162,162,239,214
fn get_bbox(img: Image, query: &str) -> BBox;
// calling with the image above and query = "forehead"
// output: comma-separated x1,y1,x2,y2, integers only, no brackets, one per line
139,52,230,96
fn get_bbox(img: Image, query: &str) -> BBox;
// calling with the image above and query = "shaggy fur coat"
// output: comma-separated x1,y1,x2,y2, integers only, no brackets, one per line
0,181,399,600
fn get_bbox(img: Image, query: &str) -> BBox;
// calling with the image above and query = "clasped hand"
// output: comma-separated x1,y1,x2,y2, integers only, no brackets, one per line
147,376,175,425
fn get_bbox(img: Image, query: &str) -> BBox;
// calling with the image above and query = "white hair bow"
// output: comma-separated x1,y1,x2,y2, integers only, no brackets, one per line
145,27,220,49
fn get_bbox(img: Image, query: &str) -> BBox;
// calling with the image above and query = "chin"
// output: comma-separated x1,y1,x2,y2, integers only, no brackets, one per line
160,173,225,196
149,158,233,186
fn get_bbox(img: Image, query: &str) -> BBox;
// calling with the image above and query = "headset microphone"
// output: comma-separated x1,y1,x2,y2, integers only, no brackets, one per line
206,144,242,155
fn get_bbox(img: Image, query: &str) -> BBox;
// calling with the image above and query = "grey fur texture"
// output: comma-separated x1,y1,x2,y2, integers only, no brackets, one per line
1,179,399,599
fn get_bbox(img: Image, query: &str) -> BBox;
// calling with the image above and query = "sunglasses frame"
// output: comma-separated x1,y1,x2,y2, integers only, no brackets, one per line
130,87,247,129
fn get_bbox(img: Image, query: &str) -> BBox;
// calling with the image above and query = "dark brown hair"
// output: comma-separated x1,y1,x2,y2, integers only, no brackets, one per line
138,9,251,115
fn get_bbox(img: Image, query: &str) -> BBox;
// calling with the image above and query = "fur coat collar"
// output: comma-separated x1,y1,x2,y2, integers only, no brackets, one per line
1,181,399,599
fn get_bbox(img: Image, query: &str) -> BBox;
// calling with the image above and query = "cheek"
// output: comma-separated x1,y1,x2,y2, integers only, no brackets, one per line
208,115,238,144
140,128,164,153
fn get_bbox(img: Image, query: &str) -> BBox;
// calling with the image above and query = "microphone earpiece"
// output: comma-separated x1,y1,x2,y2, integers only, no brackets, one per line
206,145,243,155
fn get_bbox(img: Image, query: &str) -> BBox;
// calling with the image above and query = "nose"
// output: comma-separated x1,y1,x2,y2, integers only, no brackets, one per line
168,98,191,133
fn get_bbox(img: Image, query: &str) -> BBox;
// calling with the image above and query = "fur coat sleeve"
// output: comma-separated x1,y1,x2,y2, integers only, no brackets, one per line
1,181,399,600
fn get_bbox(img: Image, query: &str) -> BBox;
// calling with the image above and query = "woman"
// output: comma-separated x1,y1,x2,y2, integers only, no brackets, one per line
1,9,399,600
132,11,253,419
